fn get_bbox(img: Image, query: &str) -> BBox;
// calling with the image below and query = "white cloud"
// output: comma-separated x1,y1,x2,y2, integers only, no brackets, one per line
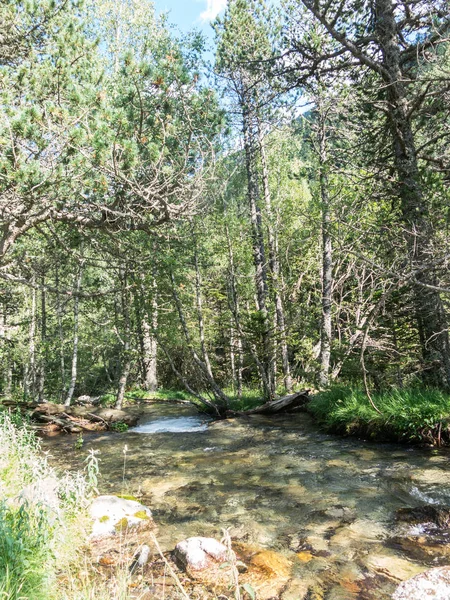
200,0,227,22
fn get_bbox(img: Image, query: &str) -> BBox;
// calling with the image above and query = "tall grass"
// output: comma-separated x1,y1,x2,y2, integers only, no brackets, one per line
0,502,53,600
308,386,450,443
0,410,98,599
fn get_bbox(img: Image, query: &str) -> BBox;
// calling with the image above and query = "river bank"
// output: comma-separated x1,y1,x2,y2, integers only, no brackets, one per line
307,386,450,447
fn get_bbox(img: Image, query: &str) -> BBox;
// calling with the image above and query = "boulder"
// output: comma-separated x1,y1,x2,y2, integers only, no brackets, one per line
32,403,66,418
173,537,237,586
174,536,229,572
90,408,139,427
89,495,153,539
392,566,450,600
66,405,90,418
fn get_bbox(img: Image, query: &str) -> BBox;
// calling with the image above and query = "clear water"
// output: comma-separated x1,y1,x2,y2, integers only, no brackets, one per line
44,404,450,599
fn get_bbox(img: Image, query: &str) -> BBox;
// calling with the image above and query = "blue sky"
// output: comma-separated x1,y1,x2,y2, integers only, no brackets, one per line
153,0,226,34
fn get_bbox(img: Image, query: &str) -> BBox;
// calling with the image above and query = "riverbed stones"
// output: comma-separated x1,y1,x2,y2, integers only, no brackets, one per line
392,566,450,600
89,495,154,539
173,537,234,586
365,553,423,581
396,505,450,528
234,542,292,600
174,536,229,571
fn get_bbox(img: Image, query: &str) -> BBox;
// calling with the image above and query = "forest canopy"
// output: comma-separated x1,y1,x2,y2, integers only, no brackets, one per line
0,0,449,414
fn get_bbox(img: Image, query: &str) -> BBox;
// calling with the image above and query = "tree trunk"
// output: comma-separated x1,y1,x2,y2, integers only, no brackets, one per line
25,283,37,399
242,103,274,399
37,277,46,403
116,270,132,410
317,101,333,388
258,121,292,393
375,0,450,388
194,241,214,380
141,277,158,392
170,271,229,410
65,265,83,407
0,300,12,396
55,266,66,400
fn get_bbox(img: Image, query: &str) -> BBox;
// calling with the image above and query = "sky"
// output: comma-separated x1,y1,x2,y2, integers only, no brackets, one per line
153,0,226,34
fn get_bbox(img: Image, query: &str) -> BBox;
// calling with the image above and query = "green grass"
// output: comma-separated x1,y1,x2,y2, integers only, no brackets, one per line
0,412,98,599
0,502,53,600
99,387,197,406
308,385,450,443
224,387,265,412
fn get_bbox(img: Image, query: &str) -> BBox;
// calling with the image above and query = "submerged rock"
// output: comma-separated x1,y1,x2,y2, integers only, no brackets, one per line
396,506,450,528
365,553,423,581
392,566,450,600
234,542,292,600
89,495,154,539
389,531,450,562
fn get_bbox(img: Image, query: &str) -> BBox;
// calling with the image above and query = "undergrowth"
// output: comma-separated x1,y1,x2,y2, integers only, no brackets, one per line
309,386,450,444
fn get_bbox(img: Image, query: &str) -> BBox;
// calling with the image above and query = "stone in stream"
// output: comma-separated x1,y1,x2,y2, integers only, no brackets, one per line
174,536,230,571
392,566,450,600
233,542,293,600
89,495,154,540
174,536,235,587
396,506,450,529
90,408,139,427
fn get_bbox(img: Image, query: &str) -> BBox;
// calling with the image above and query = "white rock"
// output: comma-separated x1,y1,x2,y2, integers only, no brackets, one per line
174,537,229,571
392,566,450,600
89,495,152,540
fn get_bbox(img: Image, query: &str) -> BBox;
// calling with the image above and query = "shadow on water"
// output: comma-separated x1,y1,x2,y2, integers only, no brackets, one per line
43,403,450,599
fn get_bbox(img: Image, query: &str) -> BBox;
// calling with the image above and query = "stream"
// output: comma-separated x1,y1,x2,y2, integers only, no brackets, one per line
43,403,450,599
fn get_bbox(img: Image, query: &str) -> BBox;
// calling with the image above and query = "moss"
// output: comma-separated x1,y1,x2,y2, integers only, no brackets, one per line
133,510,149,520
115,517,129,531
116,494,138,501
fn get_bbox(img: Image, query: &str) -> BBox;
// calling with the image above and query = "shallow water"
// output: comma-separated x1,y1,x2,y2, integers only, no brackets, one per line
131,414,210,434
44,403,450,599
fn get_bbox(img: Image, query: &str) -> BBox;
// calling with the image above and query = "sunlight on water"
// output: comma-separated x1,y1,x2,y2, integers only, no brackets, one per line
132,415,209,433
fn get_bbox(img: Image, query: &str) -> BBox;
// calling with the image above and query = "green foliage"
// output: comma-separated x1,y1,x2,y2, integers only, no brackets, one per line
225,387,265,412
309,386,450,443
111,421,129,433
0,502,53,600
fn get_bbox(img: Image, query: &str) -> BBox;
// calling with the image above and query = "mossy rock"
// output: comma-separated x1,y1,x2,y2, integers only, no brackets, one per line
116,494,138,501
134,510,149,520
115,517,129,531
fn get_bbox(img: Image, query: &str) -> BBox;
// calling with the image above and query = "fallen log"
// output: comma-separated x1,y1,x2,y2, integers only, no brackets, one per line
37,414,84,434
228,390,310,416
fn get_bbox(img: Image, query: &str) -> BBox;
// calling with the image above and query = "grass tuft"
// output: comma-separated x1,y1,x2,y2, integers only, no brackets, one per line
308,385,450,444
